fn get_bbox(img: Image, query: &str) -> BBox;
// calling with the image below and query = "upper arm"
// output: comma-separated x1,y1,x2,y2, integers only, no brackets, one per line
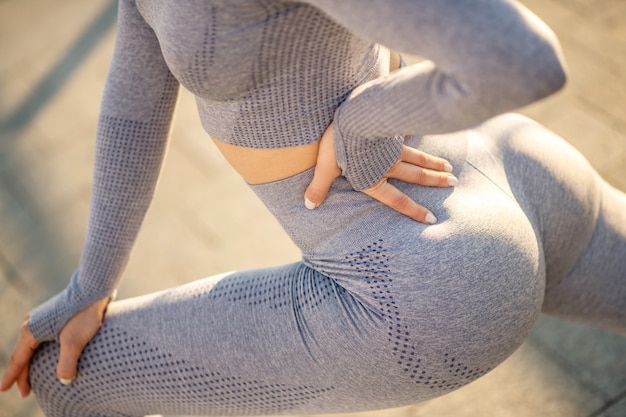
299,0,566,98
101,0,179,121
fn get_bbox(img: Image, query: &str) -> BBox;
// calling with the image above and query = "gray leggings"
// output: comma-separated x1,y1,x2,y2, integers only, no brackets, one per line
30,114,626,416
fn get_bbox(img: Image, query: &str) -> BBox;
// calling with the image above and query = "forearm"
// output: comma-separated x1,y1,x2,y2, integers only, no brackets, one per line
29,97,177,342
29,0,180,342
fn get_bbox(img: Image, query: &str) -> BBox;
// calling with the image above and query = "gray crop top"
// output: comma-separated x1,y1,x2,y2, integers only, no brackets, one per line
29,0,566,342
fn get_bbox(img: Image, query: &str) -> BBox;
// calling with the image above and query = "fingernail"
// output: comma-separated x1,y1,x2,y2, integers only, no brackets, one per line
444,163,453,173
59,378,73,385
447,176,458,186
425,213,437,224
304,197,317,210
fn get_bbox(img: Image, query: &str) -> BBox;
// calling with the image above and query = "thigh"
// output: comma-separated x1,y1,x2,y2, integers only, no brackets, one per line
29,263,417,416
473,114,626,333
542,182,626,334
28,264,331,416
472,113,601,288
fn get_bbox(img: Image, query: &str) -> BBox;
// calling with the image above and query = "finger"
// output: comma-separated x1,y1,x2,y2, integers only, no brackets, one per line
364,180,437,224
304,123,341,209
1,321,39,392
401,146,453,172
56,338,84,384
54,298,109,385
0,347,31,392
304,161,340,209
388,161,458,187
16,365,31,398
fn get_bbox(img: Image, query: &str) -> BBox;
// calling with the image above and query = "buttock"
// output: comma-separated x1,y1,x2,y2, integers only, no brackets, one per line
250,127,545,372
246,127,544,404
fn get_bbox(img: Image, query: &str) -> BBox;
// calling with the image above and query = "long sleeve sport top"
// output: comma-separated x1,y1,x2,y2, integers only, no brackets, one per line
29,0,566,342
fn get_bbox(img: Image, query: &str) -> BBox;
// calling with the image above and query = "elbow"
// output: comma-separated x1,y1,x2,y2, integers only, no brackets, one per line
546,56,568,95
504,2,568,103
484,41,568,111
487,22,569,108
465,48,567,119
519,19,569,101
526,43,568,101
545,63,568,97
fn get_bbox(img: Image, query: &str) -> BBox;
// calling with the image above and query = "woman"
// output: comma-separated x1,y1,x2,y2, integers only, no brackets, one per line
2,0,625,416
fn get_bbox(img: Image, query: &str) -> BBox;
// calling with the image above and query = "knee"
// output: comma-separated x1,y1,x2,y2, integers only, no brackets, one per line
29,341,63,416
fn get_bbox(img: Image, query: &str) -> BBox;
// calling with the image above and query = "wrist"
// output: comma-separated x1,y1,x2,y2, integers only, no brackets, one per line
87,297,111,316
29,272,118,342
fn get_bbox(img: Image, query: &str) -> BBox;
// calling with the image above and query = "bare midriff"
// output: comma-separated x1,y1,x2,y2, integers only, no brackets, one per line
212,52,402,185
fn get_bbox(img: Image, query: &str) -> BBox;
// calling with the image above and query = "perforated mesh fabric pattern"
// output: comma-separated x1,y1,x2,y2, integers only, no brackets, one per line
345,240,491,392
31,324,334,417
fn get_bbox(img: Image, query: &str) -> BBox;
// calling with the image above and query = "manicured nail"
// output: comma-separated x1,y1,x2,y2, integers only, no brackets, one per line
447,176,458,186
444,163,453,173
425,213,437,224
59,378,73,385
304,197,317,210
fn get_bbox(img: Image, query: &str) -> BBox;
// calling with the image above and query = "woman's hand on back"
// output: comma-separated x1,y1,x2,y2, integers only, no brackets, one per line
304,122,457,224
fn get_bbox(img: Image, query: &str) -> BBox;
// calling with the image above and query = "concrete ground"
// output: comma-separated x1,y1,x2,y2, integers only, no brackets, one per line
0,1,624,416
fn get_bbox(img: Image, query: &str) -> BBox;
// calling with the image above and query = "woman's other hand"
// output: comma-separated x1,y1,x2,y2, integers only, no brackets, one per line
0,315,39,397
0,297,109,397
304,122,457,224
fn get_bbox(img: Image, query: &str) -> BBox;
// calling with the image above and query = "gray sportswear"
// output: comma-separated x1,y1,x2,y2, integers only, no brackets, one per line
27,0,625,416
